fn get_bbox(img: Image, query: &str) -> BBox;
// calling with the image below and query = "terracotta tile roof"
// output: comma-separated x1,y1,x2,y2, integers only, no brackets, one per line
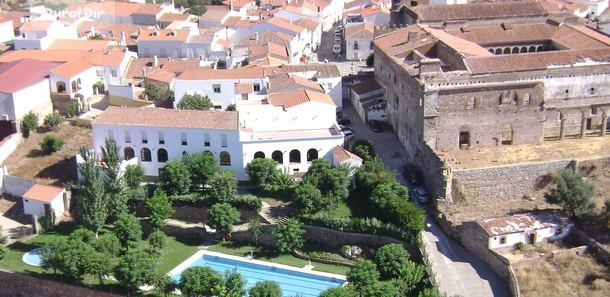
331,145,363,162
248,43,289,61
23,184,64,203
50,57,93,78
288,0,329,11
262,64,341,78
77,21,147,46
145,68,176,83
137,29,190,41
293,18,319,31
125,58,202,79
159,13,191,23
93,106,238,130
351,79,382,95
200,5,230,21
362,6,390,17
552,23,610,49
48,39,111,51
279,5,319,18
345,22,375,39
267,89,334,109
234,83,253,93
247,8,273,18
445,22,560,46
223,0,255,9
411,2,553,22
20,20,54,32
237,31,293,47
423,26,493,57
267,73,323,93
0,59,61,93
0,49,128,67
266,17,305,34
216,38,232,47
178,66,264,80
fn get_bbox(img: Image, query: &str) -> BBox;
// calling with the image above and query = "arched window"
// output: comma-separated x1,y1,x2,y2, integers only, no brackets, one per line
157,148,168,163
220,151,231,166
511,47,519,54
254,151,265,159
503,48,510,55
56,81,66,93
520,47,527,53
272,150,283,164
528,46,536,52
124,147,135,160
141,148,151,162
494,48,502,55
306,149,318,162
289,150,301,163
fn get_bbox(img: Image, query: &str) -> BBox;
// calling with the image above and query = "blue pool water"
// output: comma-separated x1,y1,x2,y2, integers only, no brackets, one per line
172,255,344,297
22,248,44,266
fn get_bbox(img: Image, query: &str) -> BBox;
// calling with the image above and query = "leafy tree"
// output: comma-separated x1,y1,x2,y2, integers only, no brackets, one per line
303,159,350,208
68,228,96,244
353,139,375,161
248,219,263,245
363,281,400,297
293,183,325,215
354,157,395,202
375,243,410,279
161,160,192,195
545,169,595,220
85,251,115,285
224,269,246,297
40,135,64,154
114,213,142,250
147,230,167,255
188,5,206,16
21,111,38,138
153,273,177,297
370,181,406,210
0,226,7,260
67,102,78,118
115,249,159,295
208,203,240,236
226,104,236,111
386,196,426,237
248,280,282,297
44,113,63,128
271,218,305,253
124,164,144,189
180,266,224,297
89,33,103,40
366,53,374,67
320,286,358,297
177,94,213,110
91,233,121,257
209,171,238,203
144,83,173,102
40,239,64,275
146,189,174,230
57,239,96,281
398,260,425,293
183,151,219,187
245,158,281,189
102,138,128,220
75,148,109,236
347,260,379,290
418,288,442,297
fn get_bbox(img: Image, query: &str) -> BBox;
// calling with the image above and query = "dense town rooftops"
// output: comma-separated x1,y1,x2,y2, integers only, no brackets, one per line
267,73,323,93
199,5,230,21
0,49,128,67
126,58,202,79
263,64,341,78
93,107,238,130
267,89,335,109
0,59,61,93
406,1,555,22
48,39,111,51
178,66,265,80
237,31,293,47
248,43,289,61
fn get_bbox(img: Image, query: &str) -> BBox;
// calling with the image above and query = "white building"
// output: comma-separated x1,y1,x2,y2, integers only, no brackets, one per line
345,22,375,61
14,20,78,50
0,18,14,44
22,184,66,222
350,79,386,123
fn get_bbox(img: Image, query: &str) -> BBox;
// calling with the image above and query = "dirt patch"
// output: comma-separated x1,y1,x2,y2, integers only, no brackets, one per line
516,253,610,297
4,123,91,186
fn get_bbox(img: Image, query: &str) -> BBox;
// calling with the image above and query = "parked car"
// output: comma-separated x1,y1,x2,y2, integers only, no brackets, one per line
334,30,342,37
333,44,341,54
338,118,351,125
339,124,351,130
343,130,353,137
415,187,429,204
369,120,384,133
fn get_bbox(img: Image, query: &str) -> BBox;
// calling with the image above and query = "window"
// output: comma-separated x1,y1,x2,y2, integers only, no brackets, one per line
124,147,135,160
220,151,231,166
306,149,318,162
204,134,210,147
181,133,187,145
141,148,151,162
589,87,595,94
111,69,117,77
370,41,373,49
141,131,148,144
466,97,476,109
253,83,261,92
327,83,333,90
501,124,513,145
522,93,530,105
289,150,301,163
213,105,222,110
499,236,507,245
157,148,168,163
158,131,165,144
213,84,221,93
353,40,359,50
124,130,131,143
254,151,265,159
221,134,227,147
272,150,283,164
459,129,470,149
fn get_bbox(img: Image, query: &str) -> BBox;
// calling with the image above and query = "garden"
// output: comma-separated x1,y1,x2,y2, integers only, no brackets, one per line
0,137,436,296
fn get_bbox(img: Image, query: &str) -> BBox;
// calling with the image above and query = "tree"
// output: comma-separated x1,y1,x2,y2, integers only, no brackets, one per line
248,219,263,245
114,213,142,250
85,251,115,285
545,169,595,220
89,33,103,40
44,113,63,128
146,189,174,230
56,239,96,281
226,104,236,111
153,273,177,297
248,280,282,297
224,269,246,297
115,250,159,296
179,266,224,297
375,243,410,279
124,164,144,189
68,228,96,244
303,159,350,208
353,139,375,161
40,135,64,154
40,239,64,275
293,183,325,215
91,233,121,257
398,260,425,293
209,171,238,203
245,158,281,189
271,218,305,253
208,203,240,236
347,260,379,290
75,148,109,236
21,111,38,138
366,53,374,67
370,181,406,210
418,288,442,297
177,94,213,110
320,286,358,297
147,230,167,255
183,151,219,187
0,226,7,261
363,281,400,297
102,138,128,220
161,160,192,196
354,157,395,202
144,83,173,102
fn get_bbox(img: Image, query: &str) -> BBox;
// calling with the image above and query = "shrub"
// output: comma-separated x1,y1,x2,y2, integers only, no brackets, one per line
180,266,224,297
353,139,375,161
67,102,78,118
347,260,379,289
208,171,238,203
208,203,240,236
44,113,63,128
249,280,282,297
232,194,263,212
124,164,144,189
40,135,64,154
147,230,167,255
375,243,410,279
144,83,173,102
160,160,191,196
21,111,38,138
366,53,374,67
293,183,325,215
272,218,305,253
177,94,213,110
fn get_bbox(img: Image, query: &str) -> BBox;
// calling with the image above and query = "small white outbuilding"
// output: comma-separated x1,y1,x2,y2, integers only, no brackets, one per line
22,184,65,221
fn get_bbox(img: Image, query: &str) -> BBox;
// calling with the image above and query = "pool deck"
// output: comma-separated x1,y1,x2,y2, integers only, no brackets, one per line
168,250,347,281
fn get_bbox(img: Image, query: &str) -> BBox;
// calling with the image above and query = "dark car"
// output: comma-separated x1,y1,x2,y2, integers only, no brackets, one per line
338,118,351,125
369,120,384,133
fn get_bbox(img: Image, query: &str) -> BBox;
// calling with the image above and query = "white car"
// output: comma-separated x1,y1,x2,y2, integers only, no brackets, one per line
332,44,341,54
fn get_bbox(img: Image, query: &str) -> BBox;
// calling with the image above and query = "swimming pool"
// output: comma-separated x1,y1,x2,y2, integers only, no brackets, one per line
170,251,345,297
22,248,44,266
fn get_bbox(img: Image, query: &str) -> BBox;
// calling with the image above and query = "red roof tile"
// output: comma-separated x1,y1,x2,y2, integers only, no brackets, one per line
23,184,64,203
178,67,264,80
0,59,61,93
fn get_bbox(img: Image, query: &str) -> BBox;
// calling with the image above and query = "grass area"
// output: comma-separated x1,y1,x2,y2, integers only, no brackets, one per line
207,241,349,275
331,200,352,218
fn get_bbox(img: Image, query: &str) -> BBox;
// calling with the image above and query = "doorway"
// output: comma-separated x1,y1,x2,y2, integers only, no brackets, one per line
459,130,470,149
528,233,536,244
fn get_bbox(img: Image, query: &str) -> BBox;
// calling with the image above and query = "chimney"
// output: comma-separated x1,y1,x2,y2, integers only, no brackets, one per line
90,25,95,36
120,31,126,46
142,68,147,77
407,31,417,43
230,0,234,11
153,55,158,67
255,32,259,40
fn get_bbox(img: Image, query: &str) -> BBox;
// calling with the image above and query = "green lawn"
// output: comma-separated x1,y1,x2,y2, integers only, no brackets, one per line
207,241,349,275
331,200,353,218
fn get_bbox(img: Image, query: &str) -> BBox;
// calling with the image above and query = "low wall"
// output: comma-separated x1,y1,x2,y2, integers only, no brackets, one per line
108,84,136,100
108,96,153,107
570,228,610,265
50,94,77,115
0,133,21,165
1,174,36,197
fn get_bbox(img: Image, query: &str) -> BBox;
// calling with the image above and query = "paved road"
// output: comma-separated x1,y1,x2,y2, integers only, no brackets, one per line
312,22,371,76
341,102,509,297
